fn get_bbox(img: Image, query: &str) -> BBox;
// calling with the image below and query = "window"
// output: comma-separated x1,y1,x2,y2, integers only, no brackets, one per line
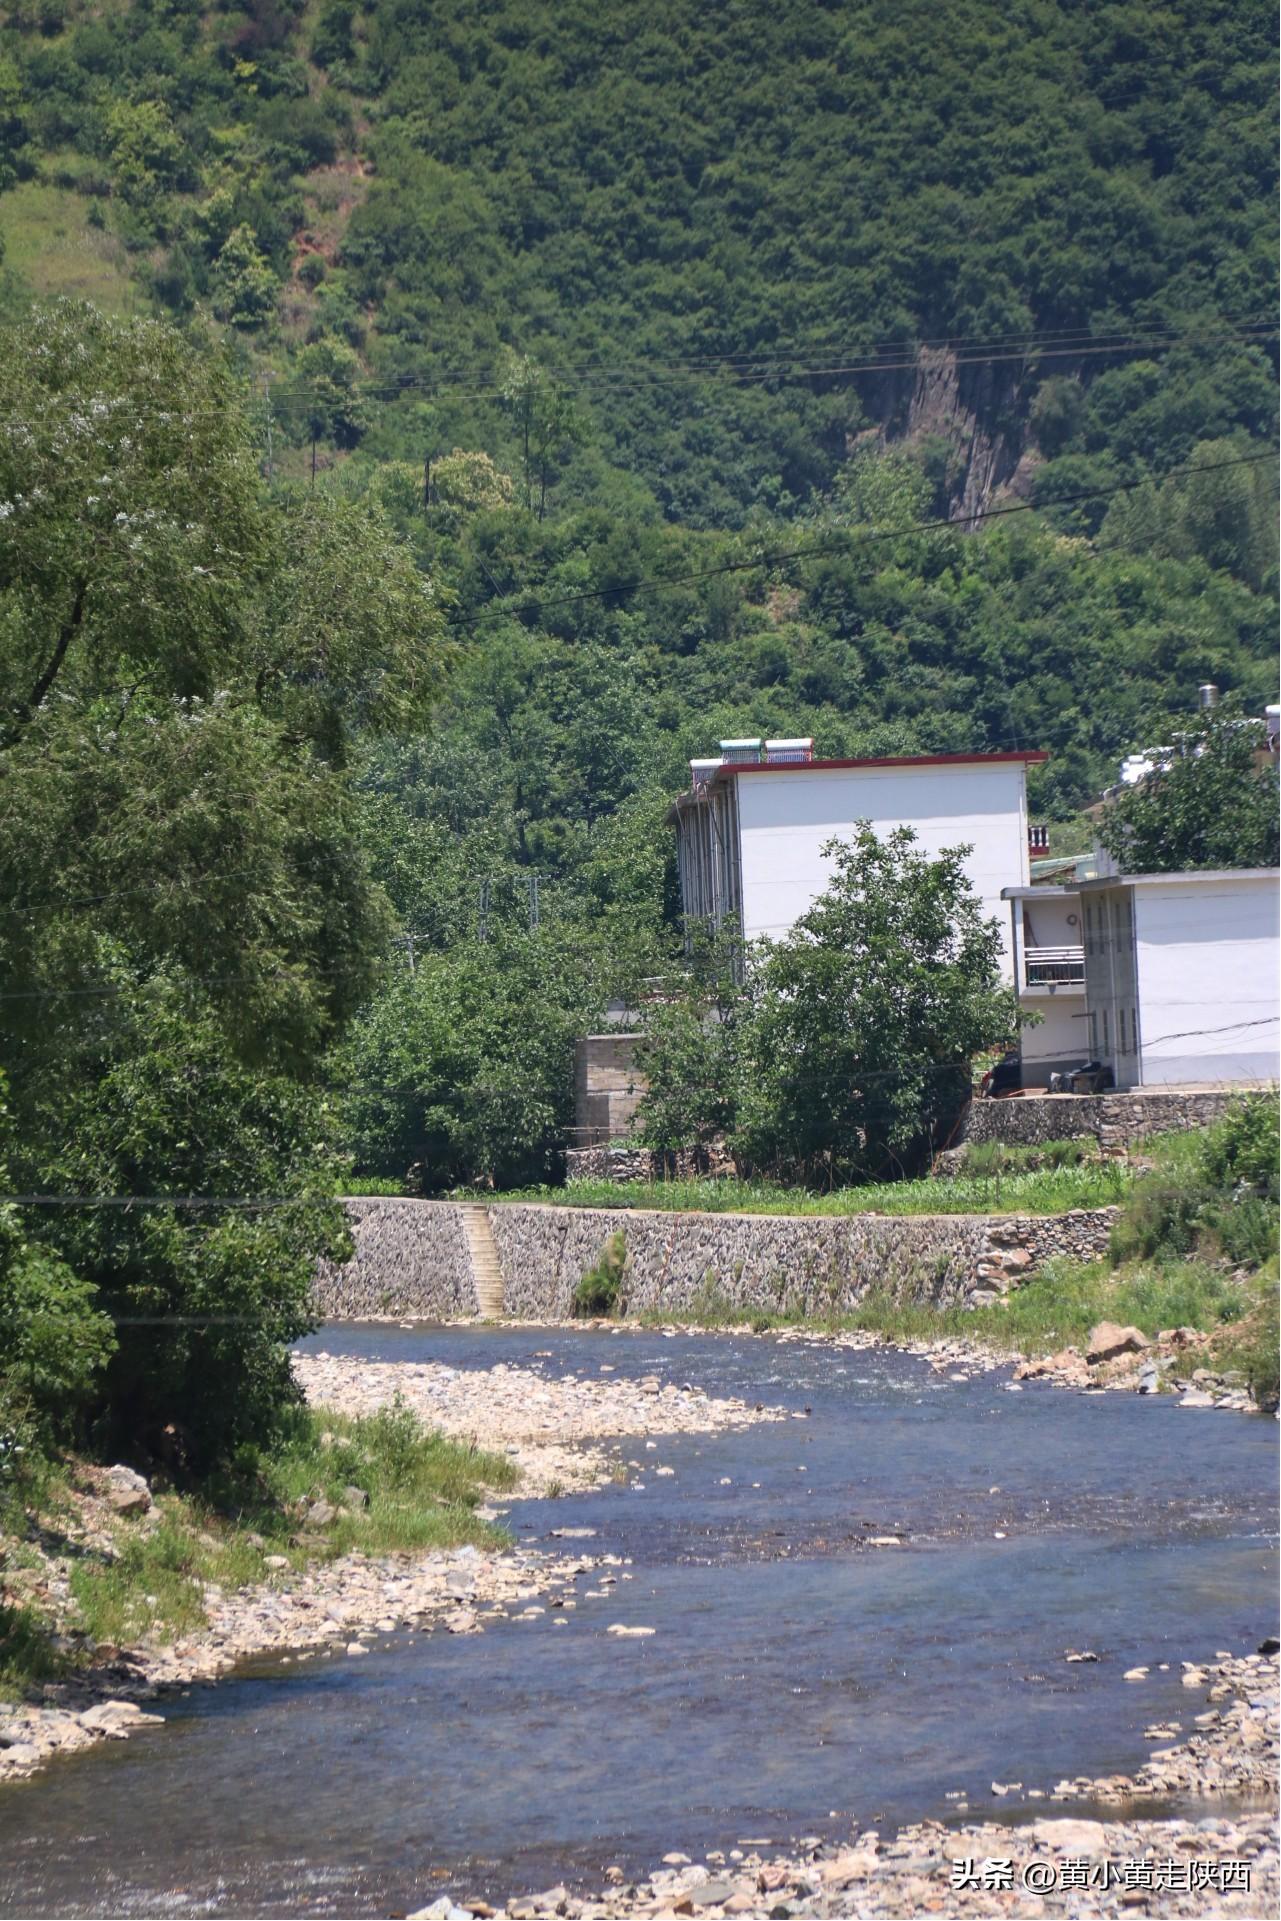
1090,1011,1098,1052
1102,1008,1110,1057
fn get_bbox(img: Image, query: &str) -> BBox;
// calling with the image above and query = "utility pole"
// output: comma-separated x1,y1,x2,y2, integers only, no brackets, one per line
423,455,431,512
478,877,490,941
311,436,317,488
264,376,273,480
527,872,540,929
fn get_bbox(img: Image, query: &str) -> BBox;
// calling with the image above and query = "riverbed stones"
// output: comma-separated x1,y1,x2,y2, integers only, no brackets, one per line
77,1701,163,1734
293,1350,786,1496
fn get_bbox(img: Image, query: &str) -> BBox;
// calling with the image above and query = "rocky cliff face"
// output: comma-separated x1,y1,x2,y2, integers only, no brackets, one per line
869,346,1044,519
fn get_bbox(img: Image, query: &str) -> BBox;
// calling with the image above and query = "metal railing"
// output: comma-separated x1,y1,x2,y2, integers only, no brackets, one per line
1024,944,1086,987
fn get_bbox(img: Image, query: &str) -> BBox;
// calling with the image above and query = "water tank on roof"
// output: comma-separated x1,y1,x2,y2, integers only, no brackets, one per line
688,758,723,789
718,737,763,764
764,737,814,763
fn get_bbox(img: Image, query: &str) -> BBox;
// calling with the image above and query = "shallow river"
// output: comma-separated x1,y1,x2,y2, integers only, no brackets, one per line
1,1325,1276,1916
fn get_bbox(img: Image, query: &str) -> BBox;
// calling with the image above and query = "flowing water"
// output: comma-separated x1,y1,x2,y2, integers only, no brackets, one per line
1,1325,1276,1917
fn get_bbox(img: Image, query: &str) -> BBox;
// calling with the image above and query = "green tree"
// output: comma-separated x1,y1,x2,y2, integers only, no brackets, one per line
732,826,1019,1183
1097,701,1280,874
500,353,587,521
212,224,279,329
0,303,451,1464
289,335,366,447
634,927,743,1157
0,1076,114,1435
340,921,608,1191
106,99,191,238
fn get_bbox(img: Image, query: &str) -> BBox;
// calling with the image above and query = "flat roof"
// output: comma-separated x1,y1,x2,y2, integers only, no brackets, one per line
714,749,1046,781
1002,884,1075,899
1078,868,1280,889
1004,868,1280,899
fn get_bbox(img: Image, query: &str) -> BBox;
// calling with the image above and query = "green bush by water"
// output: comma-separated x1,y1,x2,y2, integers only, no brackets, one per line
572,1231,627,1316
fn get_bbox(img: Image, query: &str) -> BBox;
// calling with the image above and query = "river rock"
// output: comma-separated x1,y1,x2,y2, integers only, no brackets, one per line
1029,1817,1110,1852
78,1701,164,1734
1085,1322,1148,1365
106,1465,152,1515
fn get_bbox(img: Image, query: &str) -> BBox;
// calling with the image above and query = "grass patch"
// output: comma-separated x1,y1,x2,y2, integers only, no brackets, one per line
3,1398,516,1691
0,1600,69,1693
0,178,138,313
499,1162,1130,1218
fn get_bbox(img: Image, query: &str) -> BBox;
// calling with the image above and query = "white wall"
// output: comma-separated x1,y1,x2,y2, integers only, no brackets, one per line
1134,875,1280,1084
734,762,1030,975
1022,996,1090,1079
1018,893,1081,951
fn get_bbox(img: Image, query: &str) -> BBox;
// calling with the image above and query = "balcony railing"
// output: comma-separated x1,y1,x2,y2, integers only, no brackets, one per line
1024,944,1086,987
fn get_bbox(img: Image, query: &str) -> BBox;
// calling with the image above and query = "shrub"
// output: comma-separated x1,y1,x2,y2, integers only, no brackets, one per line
572,1231,626,1317
1112,1096,1280,1270
0,1239,115,1428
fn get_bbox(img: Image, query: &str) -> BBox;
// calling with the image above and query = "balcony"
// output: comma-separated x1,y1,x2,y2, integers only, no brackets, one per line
1024,944,1086,989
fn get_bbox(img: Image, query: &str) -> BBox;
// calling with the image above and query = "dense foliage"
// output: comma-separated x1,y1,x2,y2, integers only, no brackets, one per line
0,304,449,1466
0,6,1276,1204
636,827,1020,1185
1097,700,1281,873
3,0,1274,521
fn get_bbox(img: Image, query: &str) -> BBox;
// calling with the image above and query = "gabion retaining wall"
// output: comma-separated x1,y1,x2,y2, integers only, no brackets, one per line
313,1198,477,1319
315,1198,1119,1319
961,1089,1240,1150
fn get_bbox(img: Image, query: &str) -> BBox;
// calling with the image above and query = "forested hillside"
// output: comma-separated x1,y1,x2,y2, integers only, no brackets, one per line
2,0,1277,1185
3,0,1275,515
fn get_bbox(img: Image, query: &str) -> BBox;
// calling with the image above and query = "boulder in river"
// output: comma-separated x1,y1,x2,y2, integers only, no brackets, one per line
1085,1322,1148,1365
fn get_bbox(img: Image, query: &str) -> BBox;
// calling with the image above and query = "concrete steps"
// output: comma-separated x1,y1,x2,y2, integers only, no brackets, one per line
459,1205,505,1318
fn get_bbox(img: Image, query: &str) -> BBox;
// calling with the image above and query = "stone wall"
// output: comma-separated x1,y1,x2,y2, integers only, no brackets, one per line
313,1199,477,1319
960,1089,1240,1152
563,1144,730,1183
490,1202,1117,1318
314,1198,1118,1321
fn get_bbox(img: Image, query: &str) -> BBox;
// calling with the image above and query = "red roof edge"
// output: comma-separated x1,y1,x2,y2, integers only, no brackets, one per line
714,750,1048,780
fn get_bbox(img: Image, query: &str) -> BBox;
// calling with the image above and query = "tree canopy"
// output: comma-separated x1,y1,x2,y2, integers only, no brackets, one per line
0,303,451,1464
638,827,1020,1186
1097,701,1281,874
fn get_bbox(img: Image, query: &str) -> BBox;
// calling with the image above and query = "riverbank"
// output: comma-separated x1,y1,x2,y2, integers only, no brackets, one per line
0,1351,787,1786
413,1650,1278,1919
624,1306,1275,1415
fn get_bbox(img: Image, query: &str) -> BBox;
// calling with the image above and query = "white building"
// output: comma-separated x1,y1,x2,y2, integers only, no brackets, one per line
1003,869,1280,1088
670,745,1046,977
1002,882,1090,1083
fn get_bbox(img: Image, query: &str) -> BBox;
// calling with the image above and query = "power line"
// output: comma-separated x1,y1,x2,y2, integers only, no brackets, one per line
272,311,1278,390
5,320,1274,426
439,450,1279,632
265,326,1280,410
